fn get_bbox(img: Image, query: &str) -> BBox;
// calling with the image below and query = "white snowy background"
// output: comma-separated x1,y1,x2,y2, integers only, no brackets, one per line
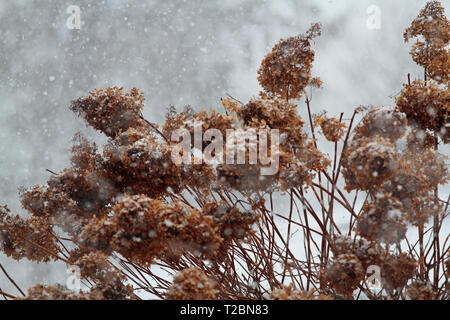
0,0,448,297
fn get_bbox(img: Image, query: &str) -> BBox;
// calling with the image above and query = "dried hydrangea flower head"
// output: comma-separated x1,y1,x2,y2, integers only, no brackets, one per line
258,23,321,100
162,94,329,194
270,284,332,300
21,281,134,300
357,193,407,244
406,127,438,152
70,87,146,138
379,253,417,293
404,1,449,84
79,195,223,265
0,206,59,262
225,93,329,190
353,106,407,142
20,284,90,300
396,80,449,143
341,136,399,191
400,1,449,144
321,254,365,298
202,202,258,243
407,280,435,300
163,103,270,192
340,106,411,192
381,155,446,227
313,113,347,142
73,251,135,300
331,235,381,269
102,126,183,197
324,240,418,297
166,267,217,300
235,94,302,131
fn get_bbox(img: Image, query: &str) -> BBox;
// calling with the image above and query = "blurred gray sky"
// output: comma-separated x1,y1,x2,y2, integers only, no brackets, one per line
0,0,448,296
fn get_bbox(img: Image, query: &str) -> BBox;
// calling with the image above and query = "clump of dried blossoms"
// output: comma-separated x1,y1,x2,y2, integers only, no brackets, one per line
0,2,449,300
314,114,347,142
400,1,449,142
270,283,332,300
166,267,217,300
258,23,321,100
404,1,449,84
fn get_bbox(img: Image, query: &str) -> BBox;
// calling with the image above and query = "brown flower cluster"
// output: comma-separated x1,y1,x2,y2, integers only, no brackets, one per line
20,284,91,300
20,249,135,300
257,23,321,100
407,280,434,300
379,253,417,292
404,1,449,84
270,284,332,300
353,106,408,141
399,1,449,144
164,103,272,193
202,202,258,243
166,267,217,300
21,282,134,300
321,253,365,297
102,126,183,196
341,106,411,192
332,236,381,270
357,193,407,245
327,87,447,294
385,149,446,226
342,135,400,191
79,195,223,264
324,236,418,297
227,93,329,190
70,87,146,138
406,128,437,152
341,104,448,230
396,80,449,143
161,92,329,193
1,86,266,299
0,206,59,262
314,114,347,142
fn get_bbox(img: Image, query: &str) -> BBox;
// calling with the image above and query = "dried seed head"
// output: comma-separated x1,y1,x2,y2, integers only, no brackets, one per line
70,87,146,138
396,80,449,143
354,106,407,141
321,253,365,298
342,136,399,191
270,284,332,300
404,1,449,83
258,23,321,100
166,267,217,300
314,114,347,142
357,194,407,244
